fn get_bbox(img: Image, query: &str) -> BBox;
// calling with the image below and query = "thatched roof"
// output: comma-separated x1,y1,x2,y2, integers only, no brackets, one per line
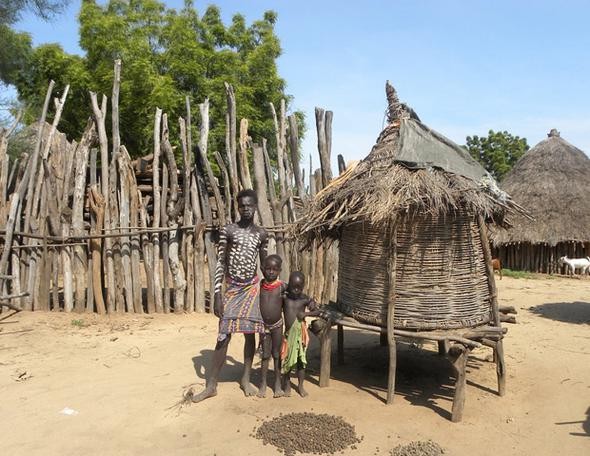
296,82,525,242
491,129,590,246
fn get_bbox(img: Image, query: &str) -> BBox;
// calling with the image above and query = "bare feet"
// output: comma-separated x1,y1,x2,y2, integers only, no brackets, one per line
257,385,267,398
272,388,285,398
283,382,292,397
297,384,308,398
187,385,217,403
241,381,257,397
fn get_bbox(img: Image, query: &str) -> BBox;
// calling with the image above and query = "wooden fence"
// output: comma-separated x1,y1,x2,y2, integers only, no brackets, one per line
0,60,340,314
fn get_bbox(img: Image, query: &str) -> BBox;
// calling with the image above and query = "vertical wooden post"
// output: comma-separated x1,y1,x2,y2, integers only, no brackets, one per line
238,119,253,190
315,108,333,188
477,215,506,396
151,108,163,313
386,224,398,405
449,344,469,422
71,122,96,312
88,186,106,314
380,331,388,347
319,323,332,387
337,324,344,365
287,114,305,199
224,83,239,202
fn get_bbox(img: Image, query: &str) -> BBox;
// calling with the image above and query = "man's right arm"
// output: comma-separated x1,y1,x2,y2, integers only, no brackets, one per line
213,225,229,317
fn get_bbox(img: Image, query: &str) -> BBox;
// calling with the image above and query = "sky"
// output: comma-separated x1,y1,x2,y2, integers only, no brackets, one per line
9,0,590,167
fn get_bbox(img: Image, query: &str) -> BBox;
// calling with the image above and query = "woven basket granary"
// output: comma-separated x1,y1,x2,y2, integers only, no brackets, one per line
296,82,527,330
337,214,491,330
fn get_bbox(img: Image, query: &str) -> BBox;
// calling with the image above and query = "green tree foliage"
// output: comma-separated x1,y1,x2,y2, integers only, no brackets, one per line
0,0,69,25
465,130,529,181
12,0,293,158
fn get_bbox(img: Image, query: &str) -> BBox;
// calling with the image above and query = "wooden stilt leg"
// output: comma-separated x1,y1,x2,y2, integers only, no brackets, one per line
495,339,506,396
319,325,332,387
438,340,449,355
449,344,469,422
380,331,388,347
337,324,344,365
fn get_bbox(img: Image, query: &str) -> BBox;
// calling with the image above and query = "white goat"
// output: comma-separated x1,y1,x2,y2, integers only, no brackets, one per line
558,256,590,276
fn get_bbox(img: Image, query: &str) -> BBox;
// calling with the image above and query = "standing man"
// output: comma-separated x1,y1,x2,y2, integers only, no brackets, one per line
191,189,268,402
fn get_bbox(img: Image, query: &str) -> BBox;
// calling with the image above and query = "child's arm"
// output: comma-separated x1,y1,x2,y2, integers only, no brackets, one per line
297,297,321,320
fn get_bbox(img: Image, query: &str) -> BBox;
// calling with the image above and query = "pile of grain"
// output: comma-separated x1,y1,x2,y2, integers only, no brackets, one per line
254,412,361,455
390,440,445,456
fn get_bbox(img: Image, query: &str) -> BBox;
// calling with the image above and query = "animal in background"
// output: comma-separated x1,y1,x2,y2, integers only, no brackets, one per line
491,258,502,280
558,256,590,276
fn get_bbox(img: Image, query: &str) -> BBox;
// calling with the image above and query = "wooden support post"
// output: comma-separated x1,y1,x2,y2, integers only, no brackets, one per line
449,344,470,423
319,323,332,387
386,224,398,405
438,340,450,356
337,324,344,365
478,215,506,396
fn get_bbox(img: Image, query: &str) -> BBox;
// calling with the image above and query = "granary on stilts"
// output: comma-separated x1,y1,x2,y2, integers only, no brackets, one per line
297,82,526,422
491,129,590,273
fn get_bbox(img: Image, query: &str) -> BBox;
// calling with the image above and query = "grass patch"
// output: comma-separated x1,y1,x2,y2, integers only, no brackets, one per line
502,269,536,279
71,319,87,327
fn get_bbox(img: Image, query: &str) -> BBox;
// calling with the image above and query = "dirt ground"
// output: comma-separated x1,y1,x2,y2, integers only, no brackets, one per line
1,276,589,456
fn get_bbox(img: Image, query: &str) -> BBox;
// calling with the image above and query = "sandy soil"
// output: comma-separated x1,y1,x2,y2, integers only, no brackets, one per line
1,276,589,456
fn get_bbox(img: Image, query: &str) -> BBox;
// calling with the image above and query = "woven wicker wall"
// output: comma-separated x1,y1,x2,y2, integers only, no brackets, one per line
337,213,491,330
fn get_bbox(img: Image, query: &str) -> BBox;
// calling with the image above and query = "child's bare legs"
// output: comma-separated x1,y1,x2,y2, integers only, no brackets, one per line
257,334,271,397
297,361,308,397
241,333,257,396
270,327,283,397
282,371,292,397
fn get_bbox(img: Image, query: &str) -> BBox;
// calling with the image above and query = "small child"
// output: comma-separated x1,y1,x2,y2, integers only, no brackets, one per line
257,254,287,398
281,271,320,397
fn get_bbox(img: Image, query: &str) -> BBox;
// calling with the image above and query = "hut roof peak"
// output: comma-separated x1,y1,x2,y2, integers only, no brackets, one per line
547,128,560,138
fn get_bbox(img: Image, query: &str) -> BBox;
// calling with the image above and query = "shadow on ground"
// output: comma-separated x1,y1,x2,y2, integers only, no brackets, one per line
555,406,590,437
305,329,496,420
529,302,590,324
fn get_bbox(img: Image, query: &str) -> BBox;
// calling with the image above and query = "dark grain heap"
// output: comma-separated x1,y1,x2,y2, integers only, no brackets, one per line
254,412,361,455
390,440,445,456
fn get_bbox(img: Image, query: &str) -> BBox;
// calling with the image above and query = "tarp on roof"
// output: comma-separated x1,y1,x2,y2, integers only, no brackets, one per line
396,118,488,183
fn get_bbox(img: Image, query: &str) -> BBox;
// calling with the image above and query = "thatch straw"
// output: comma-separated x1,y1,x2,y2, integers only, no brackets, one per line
295,83,524,244
491,129,590,246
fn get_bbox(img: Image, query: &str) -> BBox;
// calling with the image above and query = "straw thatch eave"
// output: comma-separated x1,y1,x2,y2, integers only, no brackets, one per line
491,130,590,247
296,83,524,243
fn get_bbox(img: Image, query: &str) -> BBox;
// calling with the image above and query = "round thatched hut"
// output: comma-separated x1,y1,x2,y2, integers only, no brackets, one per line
297,82,524,421
491,129,590,273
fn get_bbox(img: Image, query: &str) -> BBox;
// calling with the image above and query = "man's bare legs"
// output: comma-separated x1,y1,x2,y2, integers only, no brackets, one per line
240,333,257,396
191,335,231,403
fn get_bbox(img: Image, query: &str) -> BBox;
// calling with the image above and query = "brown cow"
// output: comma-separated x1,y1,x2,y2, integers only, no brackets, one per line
492,258,502,280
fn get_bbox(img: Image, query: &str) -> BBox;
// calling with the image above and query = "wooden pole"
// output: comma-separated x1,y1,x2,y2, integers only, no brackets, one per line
287,114,305,199
151,108,163,313
88,186,106,314
477,215,506,396
386,223,398,404
71,121,96,312
238,118,253,190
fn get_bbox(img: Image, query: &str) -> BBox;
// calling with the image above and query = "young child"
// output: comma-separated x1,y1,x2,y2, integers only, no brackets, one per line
281,271,320,397
257,254,287,398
